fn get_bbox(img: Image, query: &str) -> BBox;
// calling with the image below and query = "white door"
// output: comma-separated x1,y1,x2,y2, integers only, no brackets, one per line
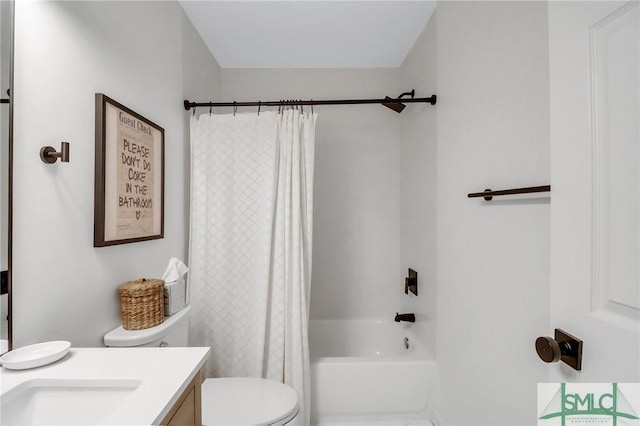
549,0,639,382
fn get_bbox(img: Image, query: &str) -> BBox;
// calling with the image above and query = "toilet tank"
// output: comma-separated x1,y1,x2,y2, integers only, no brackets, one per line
104,306,190,348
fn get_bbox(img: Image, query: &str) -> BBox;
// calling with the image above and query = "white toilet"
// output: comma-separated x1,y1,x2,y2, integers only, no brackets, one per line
104,306,299,425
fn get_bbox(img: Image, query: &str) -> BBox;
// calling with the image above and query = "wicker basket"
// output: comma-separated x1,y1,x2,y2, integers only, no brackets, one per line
118,278,165,330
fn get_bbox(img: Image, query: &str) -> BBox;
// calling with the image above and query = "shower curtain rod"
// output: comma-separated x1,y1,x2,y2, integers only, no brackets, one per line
183,94,437,111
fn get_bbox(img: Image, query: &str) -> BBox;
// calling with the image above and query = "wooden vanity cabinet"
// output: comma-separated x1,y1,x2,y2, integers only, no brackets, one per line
161,370,202,426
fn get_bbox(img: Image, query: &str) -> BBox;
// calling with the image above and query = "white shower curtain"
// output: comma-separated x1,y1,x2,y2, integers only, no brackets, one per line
189,110,316,424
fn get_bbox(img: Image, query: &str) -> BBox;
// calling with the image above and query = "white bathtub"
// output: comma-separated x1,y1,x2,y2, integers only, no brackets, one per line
309,319,436,425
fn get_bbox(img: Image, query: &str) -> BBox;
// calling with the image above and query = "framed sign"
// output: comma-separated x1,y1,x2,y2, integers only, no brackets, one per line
94,93,164,247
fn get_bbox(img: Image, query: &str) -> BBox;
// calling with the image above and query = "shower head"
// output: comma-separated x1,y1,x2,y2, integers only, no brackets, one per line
382,97,406,113
381,90,415,113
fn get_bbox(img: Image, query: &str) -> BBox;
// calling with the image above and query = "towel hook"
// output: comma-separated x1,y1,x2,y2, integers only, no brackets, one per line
233,101,237,116
40,141,70,164
257,101,261,116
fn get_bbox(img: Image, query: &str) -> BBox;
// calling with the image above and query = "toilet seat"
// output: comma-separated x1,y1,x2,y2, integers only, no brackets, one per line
201,377,299,426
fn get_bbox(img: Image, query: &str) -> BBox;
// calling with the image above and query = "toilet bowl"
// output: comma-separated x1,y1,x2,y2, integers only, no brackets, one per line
104,306,298,425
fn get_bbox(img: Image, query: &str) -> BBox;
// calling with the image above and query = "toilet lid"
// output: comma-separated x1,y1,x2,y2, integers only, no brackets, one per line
201,377,299,426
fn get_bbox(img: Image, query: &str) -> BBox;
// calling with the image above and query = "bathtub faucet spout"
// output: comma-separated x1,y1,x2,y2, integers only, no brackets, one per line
395,313,416,323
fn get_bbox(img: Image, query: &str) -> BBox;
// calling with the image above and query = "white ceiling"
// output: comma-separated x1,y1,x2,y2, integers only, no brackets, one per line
180,1,437,68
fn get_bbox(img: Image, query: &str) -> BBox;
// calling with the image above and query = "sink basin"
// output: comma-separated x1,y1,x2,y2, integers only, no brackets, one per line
1,378,141,425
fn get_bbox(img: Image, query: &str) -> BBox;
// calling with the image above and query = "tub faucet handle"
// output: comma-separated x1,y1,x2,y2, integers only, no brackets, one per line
405,268,418,296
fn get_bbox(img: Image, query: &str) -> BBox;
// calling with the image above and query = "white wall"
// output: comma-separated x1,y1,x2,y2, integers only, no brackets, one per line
12,1,220,347
399,13,438,357
435,2,550,424
0,0,10,272
220,69,408,321
181,9,221,241
0,0,11,343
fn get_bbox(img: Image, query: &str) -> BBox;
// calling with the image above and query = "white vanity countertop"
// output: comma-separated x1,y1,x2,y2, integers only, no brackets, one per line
0,346,210,425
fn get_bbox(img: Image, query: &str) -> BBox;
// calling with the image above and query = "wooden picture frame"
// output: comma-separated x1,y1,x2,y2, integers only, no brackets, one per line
94,93,164,247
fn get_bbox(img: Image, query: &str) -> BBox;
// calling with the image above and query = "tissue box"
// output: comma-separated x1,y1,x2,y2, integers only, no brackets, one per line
163,278,186,315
